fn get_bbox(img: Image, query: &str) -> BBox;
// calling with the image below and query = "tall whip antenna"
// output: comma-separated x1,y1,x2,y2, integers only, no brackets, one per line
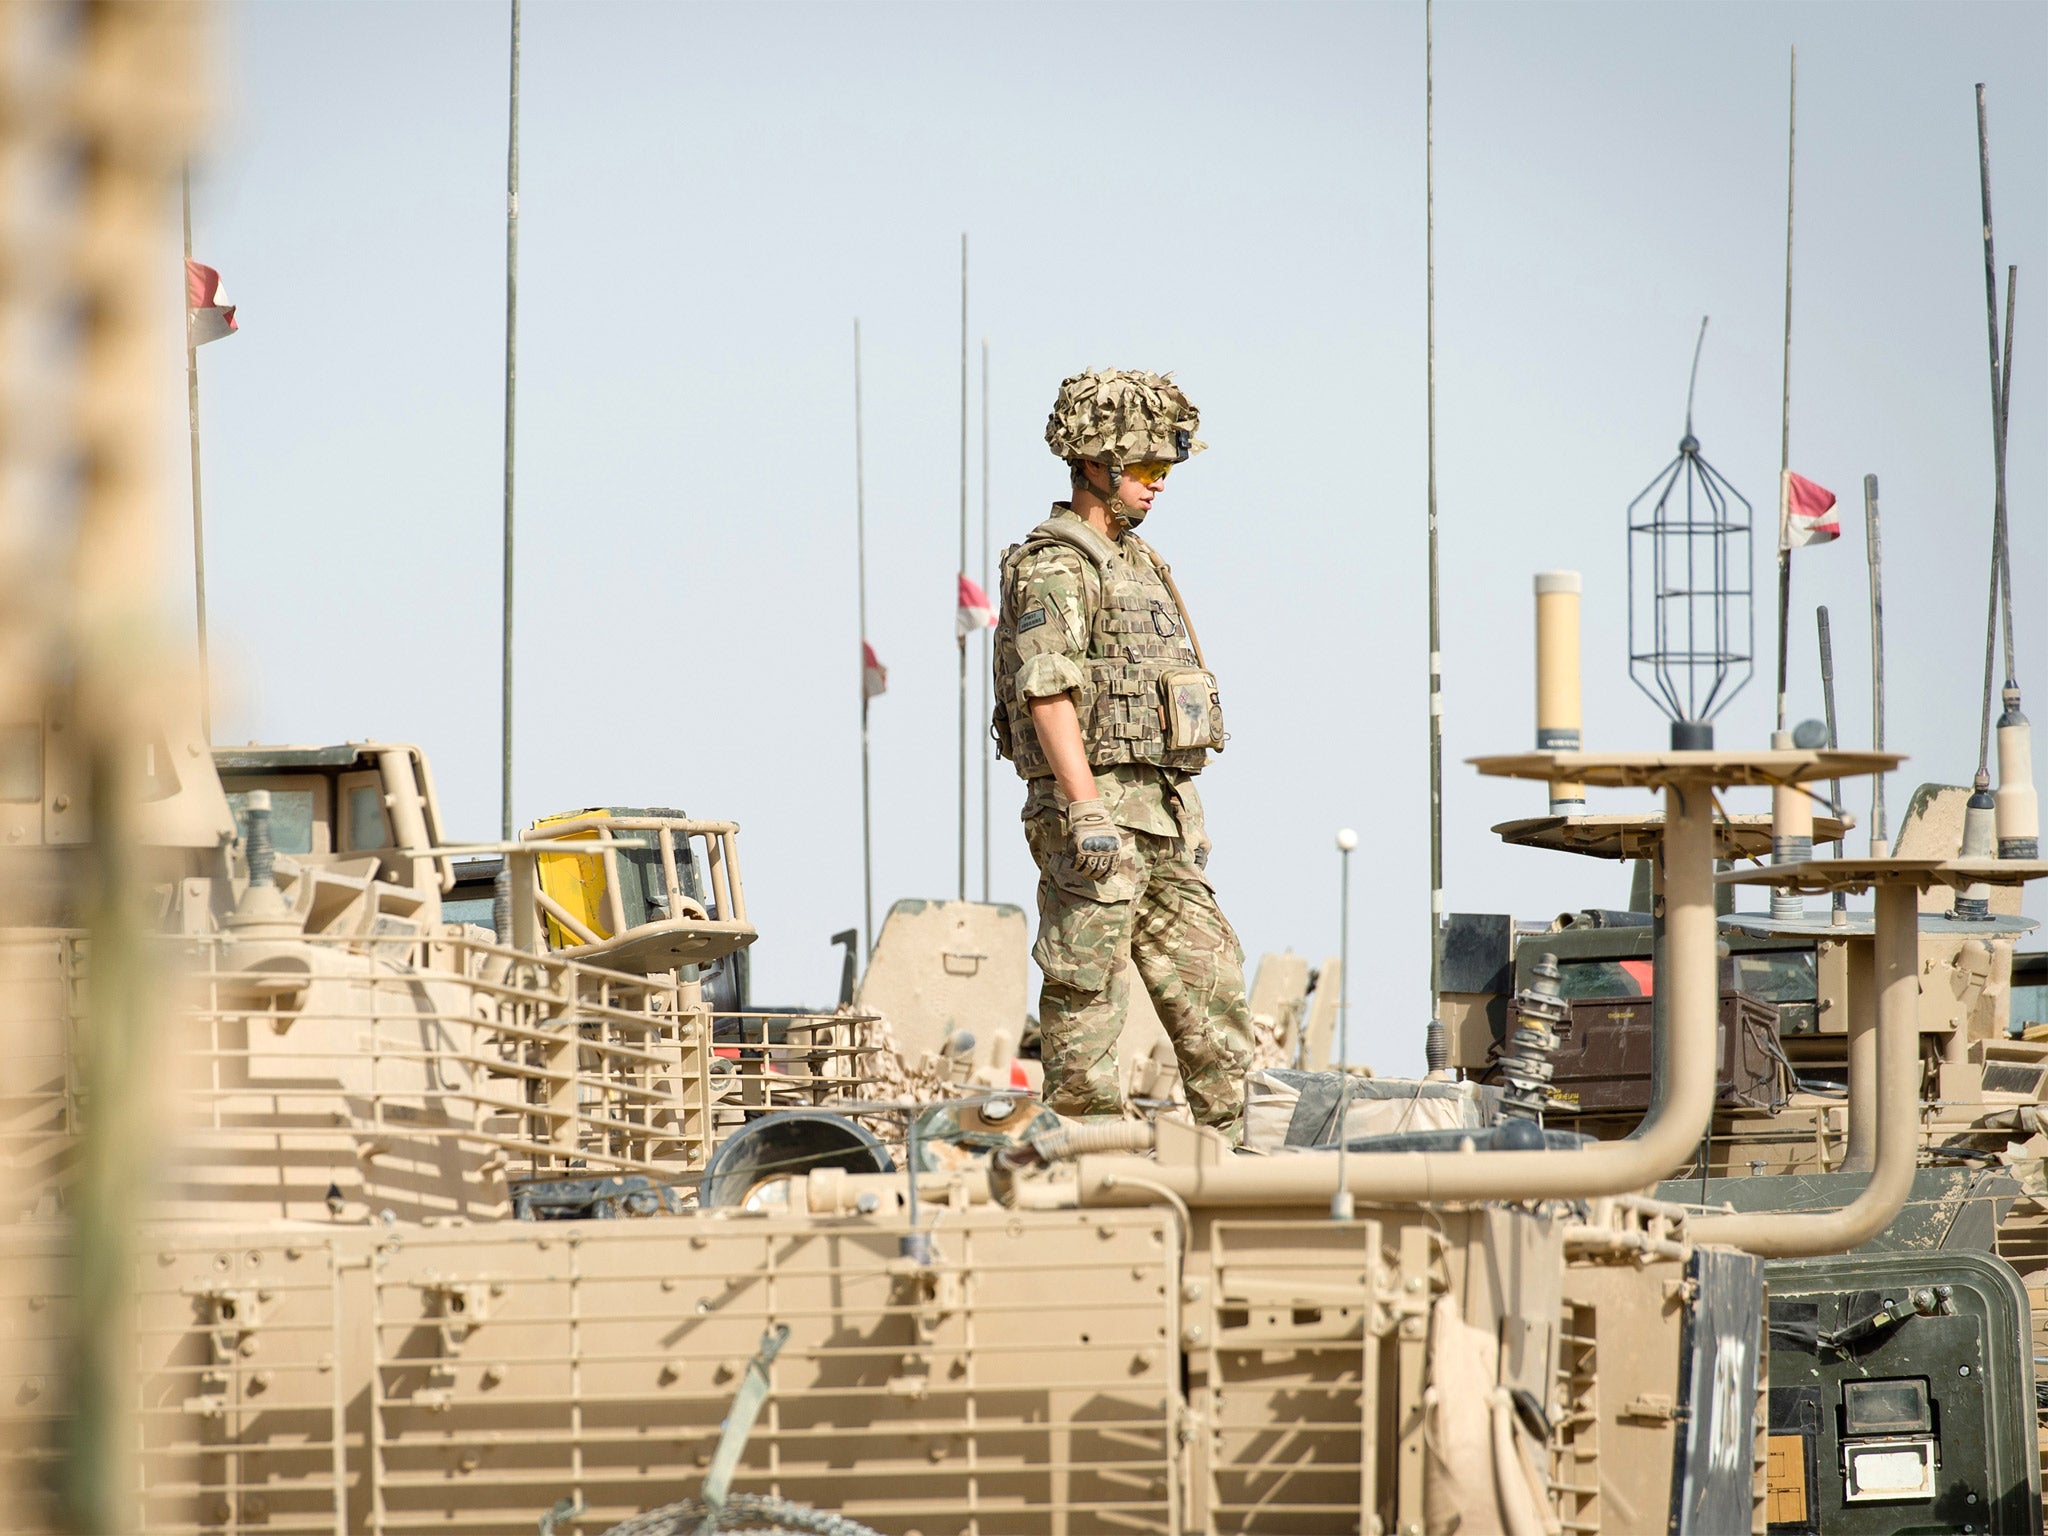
1425,0,1444,1027
1973,85,2018,782
1772,46,1797,735
1684,316,1708,440
1972,88,2036,862
499,0,521,842
856,321,874,957
957,234,968,902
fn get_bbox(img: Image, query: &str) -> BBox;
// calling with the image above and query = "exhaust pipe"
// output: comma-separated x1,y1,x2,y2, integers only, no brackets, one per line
1070,778,1722,1209
1692,877,1920,1255
1534,572,1584,815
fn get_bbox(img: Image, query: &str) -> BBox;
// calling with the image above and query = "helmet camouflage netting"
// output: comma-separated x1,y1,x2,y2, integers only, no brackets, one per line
1044,368,1206,470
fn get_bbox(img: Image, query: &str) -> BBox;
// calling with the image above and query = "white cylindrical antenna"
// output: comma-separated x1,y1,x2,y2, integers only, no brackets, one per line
1995,687,2039,859
1957,776,1997,920
1534,572,1584,814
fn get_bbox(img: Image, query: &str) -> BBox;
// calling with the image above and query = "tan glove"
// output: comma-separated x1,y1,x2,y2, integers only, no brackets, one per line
1064,797,1123,881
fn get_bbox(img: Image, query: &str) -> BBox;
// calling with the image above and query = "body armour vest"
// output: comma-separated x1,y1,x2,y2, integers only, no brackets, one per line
991,514,1224,780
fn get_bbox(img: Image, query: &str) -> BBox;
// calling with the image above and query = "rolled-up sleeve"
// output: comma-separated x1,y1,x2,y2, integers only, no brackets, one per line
1017,651,1087,700
1010,549,1091,701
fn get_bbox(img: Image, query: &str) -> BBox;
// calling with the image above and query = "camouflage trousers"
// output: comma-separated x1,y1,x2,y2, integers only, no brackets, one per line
1024,813,1254,1140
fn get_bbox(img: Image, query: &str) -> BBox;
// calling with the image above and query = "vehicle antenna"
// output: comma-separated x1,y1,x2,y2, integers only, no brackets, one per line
1625,325,1755,748
1684,313,1707,441
1817,606,1845,920
981,337,991,904
856,320,875,958
499,0,520,845
1863,475,1889,853
957,234,969,903
1973,90,2018,726
1971,90,2037,860
1996,262,2016,685
1972,86,2006,787
1333,829,1358,1221
182,164,211,742
1991,265,2037,859
1425,0,1443,1027
1773,47,1797,736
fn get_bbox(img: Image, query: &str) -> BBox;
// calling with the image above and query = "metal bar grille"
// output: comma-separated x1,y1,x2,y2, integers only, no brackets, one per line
3,932,879,1226
365,1213,1177,1534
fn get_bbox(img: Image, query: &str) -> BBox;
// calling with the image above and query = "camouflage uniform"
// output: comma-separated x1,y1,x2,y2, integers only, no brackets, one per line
996,503,1254,1138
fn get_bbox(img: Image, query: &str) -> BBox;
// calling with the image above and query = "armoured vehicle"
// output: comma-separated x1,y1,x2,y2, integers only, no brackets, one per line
5,10,2045,1534
1444,838,2048,1526
12,696,2045,1532
1438,565,2048,1522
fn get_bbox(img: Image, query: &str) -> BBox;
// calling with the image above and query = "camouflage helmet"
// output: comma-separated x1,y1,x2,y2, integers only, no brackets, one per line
1044,369,1206,473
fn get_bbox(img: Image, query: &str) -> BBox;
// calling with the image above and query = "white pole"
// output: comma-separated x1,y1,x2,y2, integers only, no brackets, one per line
1333,828,1358,1221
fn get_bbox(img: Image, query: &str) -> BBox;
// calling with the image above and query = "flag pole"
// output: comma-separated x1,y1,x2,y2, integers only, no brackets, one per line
1773,46,1797,734
980,337,991,904
856,320,875,957
957,233,969,903
182,165,211,741
1424,0,1443,1024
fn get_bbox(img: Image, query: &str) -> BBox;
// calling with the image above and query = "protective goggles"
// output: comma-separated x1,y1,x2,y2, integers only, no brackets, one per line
1125,460,1174,486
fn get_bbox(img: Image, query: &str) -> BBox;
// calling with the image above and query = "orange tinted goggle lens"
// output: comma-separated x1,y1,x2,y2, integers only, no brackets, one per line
1127,461,1172,486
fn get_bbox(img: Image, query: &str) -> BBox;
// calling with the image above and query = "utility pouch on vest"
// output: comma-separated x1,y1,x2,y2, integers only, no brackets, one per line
1160,668,1224,752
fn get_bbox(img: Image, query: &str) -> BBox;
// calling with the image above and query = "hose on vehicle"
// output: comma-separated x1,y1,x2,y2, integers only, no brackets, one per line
988,1118,1160,1207
600,1493,887,1536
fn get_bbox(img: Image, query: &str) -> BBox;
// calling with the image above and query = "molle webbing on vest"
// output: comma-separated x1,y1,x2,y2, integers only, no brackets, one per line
992,516,1216,780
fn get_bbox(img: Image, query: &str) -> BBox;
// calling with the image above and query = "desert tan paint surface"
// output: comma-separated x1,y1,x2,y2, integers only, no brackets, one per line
857,899,1030,1079
0,1192,1711,1534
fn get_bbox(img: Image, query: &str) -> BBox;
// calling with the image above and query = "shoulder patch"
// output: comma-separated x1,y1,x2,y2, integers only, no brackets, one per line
1017,607,1049,633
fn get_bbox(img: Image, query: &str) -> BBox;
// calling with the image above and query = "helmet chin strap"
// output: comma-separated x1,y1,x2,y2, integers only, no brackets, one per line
1082,461,1139,533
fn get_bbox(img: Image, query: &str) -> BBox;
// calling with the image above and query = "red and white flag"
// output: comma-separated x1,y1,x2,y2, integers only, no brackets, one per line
1778,470,1839,550
956,573,996,639
861,641,887,700
186,259,238,346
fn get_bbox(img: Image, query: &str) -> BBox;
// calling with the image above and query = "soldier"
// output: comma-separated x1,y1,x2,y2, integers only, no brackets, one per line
992,369,1254,1140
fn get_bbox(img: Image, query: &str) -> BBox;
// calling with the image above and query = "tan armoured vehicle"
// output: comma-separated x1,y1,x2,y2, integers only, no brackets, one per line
6,16,2043,1533
22,693,2046,1532
1440,572,2048,1510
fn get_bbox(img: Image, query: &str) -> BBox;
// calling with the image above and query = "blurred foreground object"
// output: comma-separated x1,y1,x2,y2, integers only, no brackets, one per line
1,3,208,1530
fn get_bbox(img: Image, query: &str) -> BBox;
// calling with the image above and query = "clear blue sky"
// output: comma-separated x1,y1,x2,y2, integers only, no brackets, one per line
179,1,2045,1068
